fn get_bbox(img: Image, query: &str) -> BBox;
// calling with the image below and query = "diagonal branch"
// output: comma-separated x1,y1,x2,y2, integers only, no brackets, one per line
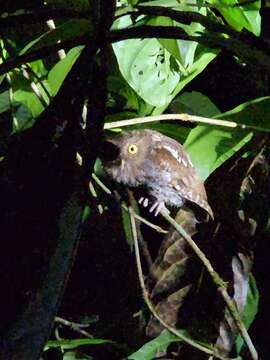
129,207,236,360
135,5,270,53
109,25,270,72
0,35,88,76
160,209,258,360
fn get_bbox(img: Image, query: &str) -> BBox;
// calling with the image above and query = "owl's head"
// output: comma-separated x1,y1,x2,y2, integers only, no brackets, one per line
101,130,153,186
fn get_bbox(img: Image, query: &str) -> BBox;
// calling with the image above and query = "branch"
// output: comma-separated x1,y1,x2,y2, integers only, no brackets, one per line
109,26,270,72
55,316,93,338
136,5,270,54
92,173,167,234
105,113,270,133
136,5,236,37
0,35,88,76
129,207,236,360
160,209,258,360
0,9,90,28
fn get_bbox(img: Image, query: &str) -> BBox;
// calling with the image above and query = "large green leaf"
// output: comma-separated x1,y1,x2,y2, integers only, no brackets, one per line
44,338,112,351
171,91,220,117
147,0,207,69
215,96,270,128
185,125,252,180
12,47,83,124
128,330,180,360
12,79,50,119
206,0,261,36
184,95,270,180
112,10,218,109
48,46,83,96
113,17,181,107
153,46,218,115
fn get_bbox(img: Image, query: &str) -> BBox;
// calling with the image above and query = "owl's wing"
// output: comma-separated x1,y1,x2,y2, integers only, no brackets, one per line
152,145,214,219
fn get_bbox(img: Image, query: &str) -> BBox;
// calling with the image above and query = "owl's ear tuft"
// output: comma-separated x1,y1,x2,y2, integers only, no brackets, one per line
99,139,120,162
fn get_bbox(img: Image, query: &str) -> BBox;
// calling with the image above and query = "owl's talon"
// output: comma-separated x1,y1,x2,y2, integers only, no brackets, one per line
138,197,144,204
143,198,149,207
149,201,167,216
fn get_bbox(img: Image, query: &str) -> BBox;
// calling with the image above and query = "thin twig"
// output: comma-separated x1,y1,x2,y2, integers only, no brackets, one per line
46,19,66,59
127,189,153,269
20,65,49,109
92,173,167,234
129,207,236,360
55,316,93,338
160,209,258,360
0,35,88,76
24,63,52,101
104,113,270,133
89,181,104,214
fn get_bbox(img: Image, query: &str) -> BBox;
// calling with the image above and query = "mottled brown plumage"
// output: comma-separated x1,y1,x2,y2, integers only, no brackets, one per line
103,129,213,218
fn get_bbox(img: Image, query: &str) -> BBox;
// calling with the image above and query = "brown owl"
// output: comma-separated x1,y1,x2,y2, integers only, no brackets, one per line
102,129,213,218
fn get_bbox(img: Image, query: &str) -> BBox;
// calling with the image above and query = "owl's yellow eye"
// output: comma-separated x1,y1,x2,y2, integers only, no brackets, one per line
128,144,138,155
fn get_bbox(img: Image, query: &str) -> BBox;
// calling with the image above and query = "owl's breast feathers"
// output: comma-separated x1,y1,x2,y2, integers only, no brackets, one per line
147,140,213,219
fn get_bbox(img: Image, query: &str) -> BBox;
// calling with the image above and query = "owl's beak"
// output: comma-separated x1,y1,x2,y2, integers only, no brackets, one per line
99,139,120,163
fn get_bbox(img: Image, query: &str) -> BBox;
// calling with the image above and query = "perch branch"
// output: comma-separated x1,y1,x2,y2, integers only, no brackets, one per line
129,207,237,360
105,113,270,133
160,209,258,360
92,173,167,234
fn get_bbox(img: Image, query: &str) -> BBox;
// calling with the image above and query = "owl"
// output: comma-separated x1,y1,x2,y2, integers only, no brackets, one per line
102,129,213,218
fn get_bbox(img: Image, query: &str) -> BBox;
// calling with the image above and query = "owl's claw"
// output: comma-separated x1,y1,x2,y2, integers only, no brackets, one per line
139,197,169,216
138,197,149,207
138,197,143,204
149,201,168,216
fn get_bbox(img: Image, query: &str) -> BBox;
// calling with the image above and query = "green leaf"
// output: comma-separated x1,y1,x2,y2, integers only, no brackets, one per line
107,75,154,115
153,46,219,115
184,125,251,180
121,202,134,249
20,20,91,55
113,9,218,111
44,338,112,351
216,96,270,130
0,91,11,114
206,0,261,36
113,28,180,107
140,122,190,144
184,96,270,180
171,91,221,117
128,330,181,360
140,0,184,7
12,103,33,132
147,2,207,69
236,274,259,354
12,47,83,122
48,46,83,96
12,80,50,119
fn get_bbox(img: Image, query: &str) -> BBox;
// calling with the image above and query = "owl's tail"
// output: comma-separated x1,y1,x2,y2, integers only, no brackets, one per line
200,199,214,220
